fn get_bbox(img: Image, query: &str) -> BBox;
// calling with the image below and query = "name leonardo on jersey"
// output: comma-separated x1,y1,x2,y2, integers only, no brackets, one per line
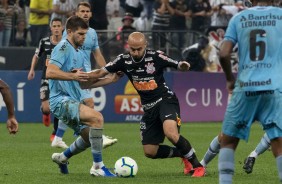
240,13,282,28
239,79,271,87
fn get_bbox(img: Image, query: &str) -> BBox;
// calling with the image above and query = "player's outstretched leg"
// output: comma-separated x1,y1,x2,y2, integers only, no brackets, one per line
243,133,270,174
200,135,220,167
51,136,90,174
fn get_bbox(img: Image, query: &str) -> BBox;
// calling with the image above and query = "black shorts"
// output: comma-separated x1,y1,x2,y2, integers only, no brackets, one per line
40,79,49,101
140,95,181,145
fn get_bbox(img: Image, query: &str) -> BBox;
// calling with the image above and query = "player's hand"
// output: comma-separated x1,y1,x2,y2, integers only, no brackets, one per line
226,80,235,94
7,117,19,135
27,70,35,80
79,71,99,89
71,68,89,82
117,71,124,78
178,61,190,71
108,72,123,83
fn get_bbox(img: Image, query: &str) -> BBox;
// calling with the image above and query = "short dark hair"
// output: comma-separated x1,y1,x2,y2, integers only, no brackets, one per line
76,2,91,11
66,16,88,32
51,17,62,24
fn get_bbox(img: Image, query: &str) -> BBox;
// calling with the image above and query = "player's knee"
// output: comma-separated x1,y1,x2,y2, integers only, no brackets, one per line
165,133,179,144
89,112,104,127
143,148,158,159
83,98,94,108
144,151,156,159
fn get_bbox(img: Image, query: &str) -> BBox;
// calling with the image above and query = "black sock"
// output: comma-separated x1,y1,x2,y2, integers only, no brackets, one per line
53,117,59,133
175,135,202,168
153,145,182,159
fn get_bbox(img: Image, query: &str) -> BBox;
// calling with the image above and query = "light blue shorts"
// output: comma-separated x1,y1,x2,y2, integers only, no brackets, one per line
222,90,282,141
80,89,92,101
52,100,88,135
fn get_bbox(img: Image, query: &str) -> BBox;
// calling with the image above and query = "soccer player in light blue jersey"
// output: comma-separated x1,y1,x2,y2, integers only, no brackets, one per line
46,16,118,177
218,0,282,183
55,1,118,151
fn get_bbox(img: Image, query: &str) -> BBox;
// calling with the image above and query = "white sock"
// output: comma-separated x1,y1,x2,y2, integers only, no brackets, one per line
93,161,105,169
249,151,258,158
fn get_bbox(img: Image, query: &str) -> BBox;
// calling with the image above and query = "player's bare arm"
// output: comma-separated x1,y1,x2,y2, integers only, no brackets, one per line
219,40,236,93
27,54,39,80
80,68,109,89
93,48,107,67
46,64,89,81
87,73,122,88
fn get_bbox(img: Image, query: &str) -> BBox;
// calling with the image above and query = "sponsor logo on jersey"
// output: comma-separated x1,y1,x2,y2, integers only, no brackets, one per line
125,60,132,64
123,54,130,58
142,97,162,110
147,50,155,54
240,13,280,28
239,79,271,87
245,90,274,97
59,42,67,51
158,54,178,64
133,80,157,91
127,69,134,72
145,57,153,62
136,68,144,72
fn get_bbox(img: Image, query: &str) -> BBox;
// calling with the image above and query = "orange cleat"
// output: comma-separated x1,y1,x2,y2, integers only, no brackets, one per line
50,134,55,142
192,167,206,177
43,114,51,127
182,158,193,175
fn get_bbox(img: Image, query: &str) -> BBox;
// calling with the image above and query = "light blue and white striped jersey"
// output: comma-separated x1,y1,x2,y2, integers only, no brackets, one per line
63,28,99,71
48,39,86,110
224,6,282,91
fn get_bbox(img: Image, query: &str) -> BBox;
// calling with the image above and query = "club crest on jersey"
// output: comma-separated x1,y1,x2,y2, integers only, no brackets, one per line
145,62,155,74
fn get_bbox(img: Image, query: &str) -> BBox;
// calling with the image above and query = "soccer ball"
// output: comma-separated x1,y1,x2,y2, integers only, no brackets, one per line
114,156,138,177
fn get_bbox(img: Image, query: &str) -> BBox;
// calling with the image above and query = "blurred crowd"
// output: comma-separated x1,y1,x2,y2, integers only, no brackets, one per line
1,0,282,72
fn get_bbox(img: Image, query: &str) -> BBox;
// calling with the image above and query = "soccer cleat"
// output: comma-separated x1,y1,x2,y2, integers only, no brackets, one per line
43,114,51,127
182,158,193,175
90,165,116,177
52,153,69,174
243,157,256,174
50,134,55,142
192,166,206,177
51,139,69,149
103,135,118,148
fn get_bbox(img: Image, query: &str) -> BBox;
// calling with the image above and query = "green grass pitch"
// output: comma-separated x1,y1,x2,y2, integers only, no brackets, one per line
0,122,278,184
